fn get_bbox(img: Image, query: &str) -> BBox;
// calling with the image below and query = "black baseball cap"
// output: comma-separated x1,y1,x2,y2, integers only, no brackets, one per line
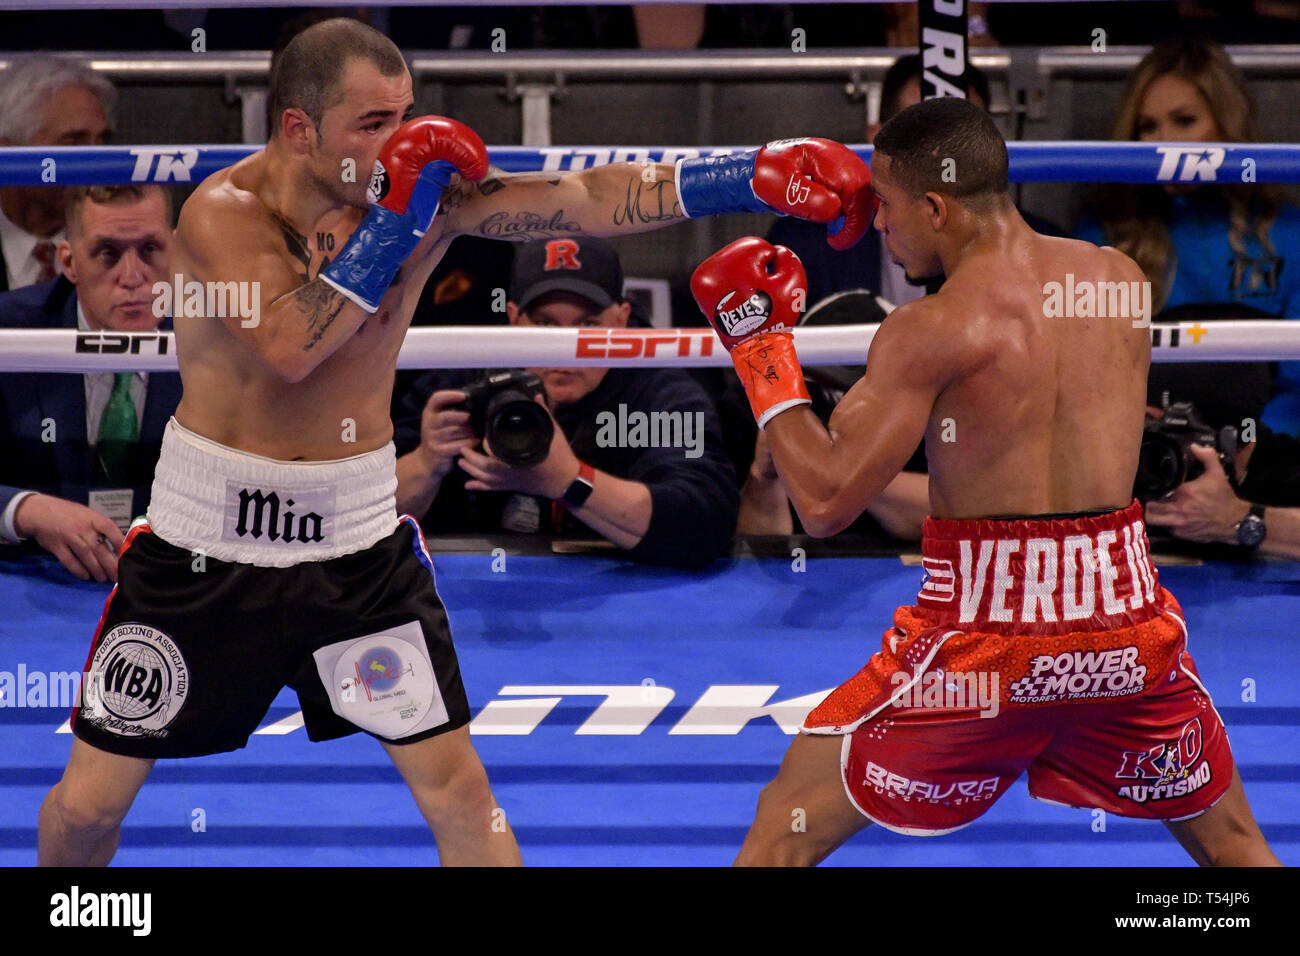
510,236,625,312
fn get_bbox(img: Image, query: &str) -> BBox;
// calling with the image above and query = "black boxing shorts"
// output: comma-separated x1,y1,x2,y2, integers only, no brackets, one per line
70,418,470,759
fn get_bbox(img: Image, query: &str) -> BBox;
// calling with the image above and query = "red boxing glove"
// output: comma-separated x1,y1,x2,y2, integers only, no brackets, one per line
369,116,490,228
753,138,877,251
691,236,806,350
691,236,813,428
325,117,490,312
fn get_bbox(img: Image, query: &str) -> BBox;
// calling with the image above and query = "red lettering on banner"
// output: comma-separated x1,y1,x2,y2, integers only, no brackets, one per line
607,334,640,359
575,329,605,358
574,329,717,360
641,333,678,357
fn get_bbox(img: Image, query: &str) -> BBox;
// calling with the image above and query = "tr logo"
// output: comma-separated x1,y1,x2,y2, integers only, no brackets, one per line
1154,146,1225,183
129,147,200,183
1228,255,1282,295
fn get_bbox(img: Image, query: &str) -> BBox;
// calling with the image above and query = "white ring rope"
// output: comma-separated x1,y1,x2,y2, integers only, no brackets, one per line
1,321,1297,373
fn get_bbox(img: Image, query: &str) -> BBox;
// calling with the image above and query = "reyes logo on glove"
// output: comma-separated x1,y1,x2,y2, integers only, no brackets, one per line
366,160,390,204
714,289,775,337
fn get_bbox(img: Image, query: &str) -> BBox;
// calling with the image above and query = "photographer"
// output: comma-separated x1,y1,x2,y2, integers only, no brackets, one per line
1144,422,1300,559
394,236,737,569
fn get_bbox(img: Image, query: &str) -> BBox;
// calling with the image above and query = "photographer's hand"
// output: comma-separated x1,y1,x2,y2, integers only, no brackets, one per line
395,389,476,518
459,396,581,498
418,390,477,481
1144,443,1250,543
458,396,653,549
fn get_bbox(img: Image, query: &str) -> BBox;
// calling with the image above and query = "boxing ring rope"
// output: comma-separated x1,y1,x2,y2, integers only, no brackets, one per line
2,322,1299,373
1,139,1297,371
2,141,1300,184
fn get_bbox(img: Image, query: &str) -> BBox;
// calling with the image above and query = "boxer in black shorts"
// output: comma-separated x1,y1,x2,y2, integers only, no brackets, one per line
75,510,468,760
39,18,873,866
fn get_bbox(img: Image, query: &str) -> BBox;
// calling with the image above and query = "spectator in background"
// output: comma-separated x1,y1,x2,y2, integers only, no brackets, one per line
0,55,114,292
0,185,179,582
394,237,737,569
633,4,706,49
1144,413,1300,559
1074,36,1300,434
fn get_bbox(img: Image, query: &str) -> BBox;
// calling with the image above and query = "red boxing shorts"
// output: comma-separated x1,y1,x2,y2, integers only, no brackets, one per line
802,500,1234,835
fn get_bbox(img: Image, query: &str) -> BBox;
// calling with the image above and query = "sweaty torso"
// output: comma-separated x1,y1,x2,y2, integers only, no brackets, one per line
922,234,1149,519
171,153,450,461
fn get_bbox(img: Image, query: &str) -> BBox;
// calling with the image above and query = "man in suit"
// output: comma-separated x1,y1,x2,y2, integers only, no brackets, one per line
0,184,178,582
0,54,115,292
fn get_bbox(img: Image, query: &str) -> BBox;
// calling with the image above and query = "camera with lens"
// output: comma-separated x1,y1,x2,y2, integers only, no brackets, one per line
459,369,554,468
1133,400,1237,502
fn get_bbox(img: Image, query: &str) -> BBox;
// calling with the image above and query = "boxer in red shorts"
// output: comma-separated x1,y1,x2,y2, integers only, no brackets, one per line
691,96,1279,866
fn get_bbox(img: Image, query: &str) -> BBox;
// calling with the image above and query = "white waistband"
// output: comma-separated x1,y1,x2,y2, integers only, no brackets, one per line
147,417,398,567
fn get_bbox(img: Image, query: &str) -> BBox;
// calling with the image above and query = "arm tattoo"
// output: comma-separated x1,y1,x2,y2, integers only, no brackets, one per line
611,178,681,227
436,167,512,216
473,209,581,241
294,279,348,351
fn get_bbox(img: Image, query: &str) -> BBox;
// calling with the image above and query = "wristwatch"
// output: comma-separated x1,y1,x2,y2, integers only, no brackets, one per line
559,462,596,510
1235,504,1266,549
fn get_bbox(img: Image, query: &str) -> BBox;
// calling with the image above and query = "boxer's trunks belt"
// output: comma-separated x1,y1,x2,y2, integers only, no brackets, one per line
916,499,1161,636
147,417,398,567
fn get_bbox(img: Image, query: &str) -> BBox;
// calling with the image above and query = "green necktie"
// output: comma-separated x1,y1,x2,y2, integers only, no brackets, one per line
95,372,138,486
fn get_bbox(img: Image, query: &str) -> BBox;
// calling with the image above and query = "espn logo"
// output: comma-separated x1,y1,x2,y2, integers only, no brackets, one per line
575,329,716,359
75,332,171,354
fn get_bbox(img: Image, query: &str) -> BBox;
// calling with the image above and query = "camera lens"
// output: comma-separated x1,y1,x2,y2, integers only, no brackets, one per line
485,391,554,467
1135,434,1184,501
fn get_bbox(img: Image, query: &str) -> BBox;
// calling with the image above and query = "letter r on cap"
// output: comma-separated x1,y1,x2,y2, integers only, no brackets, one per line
544,240,581,271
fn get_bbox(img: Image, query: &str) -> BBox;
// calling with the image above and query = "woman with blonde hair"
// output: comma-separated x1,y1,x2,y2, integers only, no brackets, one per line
1075,35,1300,433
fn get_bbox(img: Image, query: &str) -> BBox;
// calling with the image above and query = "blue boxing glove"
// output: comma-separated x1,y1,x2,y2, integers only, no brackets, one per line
675,138,876,250
321,116,490,313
